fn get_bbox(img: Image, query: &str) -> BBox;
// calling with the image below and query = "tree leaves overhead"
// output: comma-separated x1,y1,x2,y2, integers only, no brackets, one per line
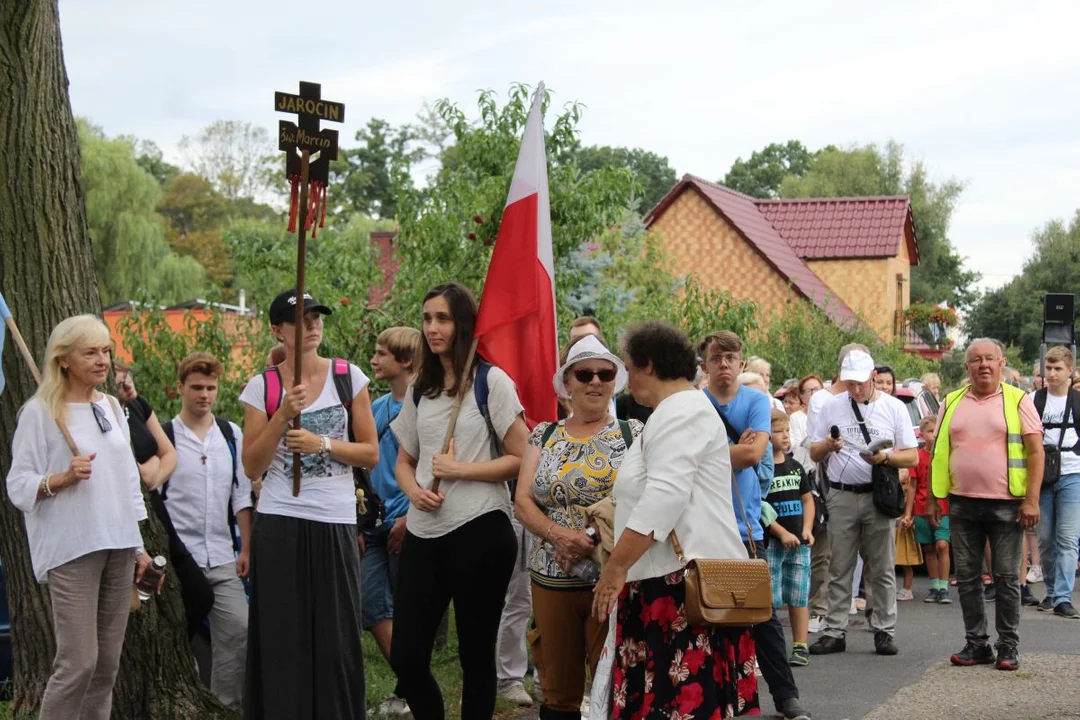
722,140,816,199
330,118,426,219
178,120,276,201
965,211,1080,362
78,120,208,305
574,145,678,213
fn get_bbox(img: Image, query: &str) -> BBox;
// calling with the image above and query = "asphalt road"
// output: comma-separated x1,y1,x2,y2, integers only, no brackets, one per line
511,575,1079,720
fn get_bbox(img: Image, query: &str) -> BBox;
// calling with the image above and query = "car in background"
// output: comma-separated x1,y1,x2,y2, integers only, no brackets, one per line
896,381,941,444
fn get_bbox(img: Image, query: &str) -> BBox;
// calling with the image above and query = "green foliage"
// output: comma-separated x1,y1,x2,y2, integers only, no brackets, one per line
748,299,935,385
79,119,209,306
178,120,276,201
115,306,269,423
965,210,1080,363
130,139,181,186
385,84,636,338
224,213,393,370
722,140,816,199
574,145,678,212
331,118,426,219
779,140,977,309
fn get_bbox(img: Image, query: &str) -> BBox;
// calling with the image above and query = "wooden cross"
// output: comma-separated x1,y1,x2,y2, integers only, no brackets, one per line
274,80,345,496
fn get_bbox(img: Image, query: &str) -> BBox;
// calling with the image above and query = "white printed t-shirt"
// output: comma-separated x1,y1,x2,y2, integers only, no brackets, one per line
1031,390,1080,476
239,363,369,524
810,390,917,487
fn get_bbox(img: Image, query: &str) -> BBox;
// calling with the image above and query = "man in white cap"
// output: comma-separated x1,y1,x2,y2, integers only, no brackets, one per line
808,350,919,657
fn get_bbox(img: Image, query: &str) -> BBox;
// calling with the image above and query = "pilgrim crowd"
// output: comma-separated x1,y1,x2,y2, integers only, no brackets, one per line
7,283,1079,720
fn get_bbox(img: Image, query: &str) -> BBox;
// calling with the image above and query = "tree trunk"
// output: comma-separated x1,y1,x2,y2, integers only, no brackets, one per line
0,2,235,717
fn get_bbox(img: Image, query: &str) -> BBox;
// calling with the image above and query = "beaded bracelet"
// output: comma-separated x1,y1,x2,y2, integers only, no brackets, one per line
41,475,54,498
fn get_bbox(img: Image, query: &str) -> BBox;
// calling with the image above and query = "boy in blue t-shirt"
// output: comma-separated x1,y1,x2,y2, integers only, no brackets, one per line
365,326,421,717
765,409,815,667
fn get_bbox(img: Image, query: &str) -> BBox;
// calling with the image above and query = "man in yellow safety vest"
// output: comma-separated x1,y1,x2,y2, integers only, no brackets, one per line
930,338,1044,672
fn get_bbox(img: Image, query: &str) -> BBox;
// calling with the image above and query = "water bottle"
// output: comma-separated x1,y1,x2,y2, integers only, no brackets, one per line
569,527,601,582
136,555,167,601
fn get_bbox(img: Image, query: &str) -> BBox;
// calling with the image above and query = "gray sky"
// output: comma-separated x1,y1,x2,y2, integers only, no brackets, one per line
59,0,1080,294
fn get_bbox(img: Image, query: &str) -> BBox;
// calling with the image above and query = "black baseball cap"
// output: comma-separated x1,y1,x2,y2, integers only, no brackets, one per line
268,290,332,325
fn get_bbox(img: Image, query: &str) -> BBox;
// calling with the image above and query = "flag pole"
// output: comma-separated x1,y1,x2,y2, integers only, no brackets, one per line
2,310,79,455
430,337,479,495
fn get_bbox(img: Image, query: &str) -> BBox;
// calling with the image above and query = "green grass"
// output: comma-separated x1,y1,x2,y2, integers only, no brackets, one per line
0,609,535,720
363,606,535,719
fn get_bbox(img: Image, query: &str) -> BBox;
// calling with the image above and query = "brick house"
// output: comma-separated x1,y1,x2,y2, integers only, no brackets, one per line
645,175,919,342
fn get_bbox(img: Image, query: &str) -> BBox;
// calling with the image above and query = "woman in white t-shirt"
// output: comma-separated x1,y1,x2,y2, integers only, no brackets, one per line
239,290,378,720
7,315,153,719
390,282,529,720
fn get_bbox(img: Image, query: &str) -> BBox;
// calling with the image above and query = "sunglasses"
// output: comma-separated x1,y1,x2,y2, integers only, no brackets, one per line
91,403,113,434
573,368,617,384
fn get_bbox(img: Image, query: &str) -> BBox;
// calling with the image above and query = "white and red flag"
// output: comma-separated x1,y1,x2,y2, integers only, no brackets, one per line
474,83,559,425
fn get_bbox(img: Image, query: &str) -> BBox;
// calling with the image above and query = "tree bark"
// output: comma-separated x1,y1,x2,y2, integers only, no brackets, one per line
0,2,235,717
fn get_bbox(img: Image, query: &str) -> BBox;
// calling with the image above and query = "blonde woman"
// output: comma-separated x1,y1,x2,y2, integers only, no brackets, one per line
7,315,156,720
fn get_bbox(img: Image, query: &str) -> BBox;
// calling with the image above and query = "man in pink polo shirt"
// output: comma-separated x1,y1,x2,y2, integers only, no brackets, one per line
930,338,1044,672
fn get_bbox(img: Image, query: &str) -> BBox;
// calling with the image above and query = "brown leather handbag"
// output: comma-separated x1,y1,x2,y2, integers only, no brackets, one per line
670,472,772,627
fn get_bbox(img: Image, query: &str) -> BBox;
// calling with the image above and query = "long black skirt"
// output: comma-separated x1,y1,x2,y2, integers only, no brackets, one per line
244,512,365,720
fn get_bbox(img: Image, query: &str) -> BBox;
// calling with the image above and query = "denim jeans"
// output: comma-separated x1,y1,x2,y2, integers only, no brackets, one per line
1038,472,1080,606
950,495,1023,650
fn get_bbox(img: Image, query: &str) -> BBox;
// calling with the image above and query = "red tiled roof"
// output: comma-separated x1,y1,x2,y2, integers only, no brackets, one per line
755,196,918,263
645,175,861,328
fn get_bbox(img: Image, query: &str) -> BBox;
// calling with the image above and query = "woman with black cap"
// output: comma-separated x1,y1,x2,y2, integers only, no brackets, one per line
239,289,379,720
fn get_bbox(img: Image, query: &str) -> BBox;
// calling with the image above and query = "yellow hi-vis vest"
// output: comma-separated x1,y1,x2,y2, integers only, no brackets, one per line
932,382,1029,499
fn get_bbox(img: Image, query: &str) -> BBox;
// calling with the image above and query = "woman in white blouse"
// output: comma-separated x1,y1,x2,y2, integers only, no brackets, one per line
7,315,154,720
592,321,758,719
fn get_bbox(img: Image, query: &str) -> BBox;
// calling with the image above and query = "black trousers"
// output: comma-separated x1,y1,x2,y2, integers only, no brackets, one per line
391,510,517,720
746,541,800,706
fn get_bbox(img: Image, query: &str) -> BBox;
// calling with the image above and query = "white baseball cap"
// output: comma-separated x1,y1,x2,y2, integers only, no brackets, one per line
839,350,875,383
553,334,627,400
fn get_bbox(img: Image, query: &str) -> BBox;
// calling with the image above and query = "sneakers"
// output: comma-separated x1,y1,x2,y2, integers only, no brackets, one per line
937,588,952,604
774,697,812,719
808,635,846,655
1020,585,1040,607
808,615,824,634
984,584,997,602
498,681,534,706
950,642,995,666
995,644,1019,671
874,631,898,656
923,588,941,603
1054,601,1080,619
855,597,867,611
789,644,810,667
849,598,858,615
376,695,412,718
896,588,914,601
1038,595,1054,612
1026,566,1044,584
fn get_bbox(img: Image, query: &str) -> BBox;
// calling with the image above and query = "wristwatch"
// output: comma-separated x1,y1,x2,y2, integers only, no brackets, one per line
319,435,331,456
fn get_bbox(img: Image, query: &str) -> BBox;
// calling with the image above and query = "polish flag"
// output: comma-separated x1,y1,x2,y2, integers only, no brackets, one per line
474,83,559,425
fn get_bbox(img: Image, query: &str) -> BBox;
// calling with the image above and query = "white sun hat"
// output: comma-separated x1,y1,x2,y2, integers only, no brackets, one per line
552,334,628,400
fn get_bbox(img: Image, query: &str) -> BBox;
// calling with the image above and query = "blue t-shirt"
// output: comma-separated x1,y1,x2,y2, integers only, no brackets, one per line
368,393,409,534
704,386,771,541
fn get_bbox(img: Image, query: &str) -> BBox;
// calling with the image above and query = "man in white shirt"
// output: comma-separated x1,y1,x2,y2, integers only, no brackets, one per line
1032,346,1080,619
162,352,254,707
808,350,918,657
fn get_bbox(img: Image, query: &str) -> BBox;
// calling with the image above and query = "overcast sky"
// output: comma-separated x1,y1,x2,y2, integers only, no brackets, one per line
59,0,1080,293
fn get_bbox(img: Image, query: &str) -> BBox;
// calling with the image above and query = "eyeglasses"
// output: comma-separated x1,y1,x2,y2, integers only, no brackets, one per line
91,403,112,434
707,353,742,367
573,368,617,384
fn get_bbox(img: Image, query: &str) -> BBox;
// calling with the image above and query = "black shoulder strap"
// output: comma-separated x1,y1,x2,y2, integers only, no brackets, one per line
540,421,558,447
704,390,739,443
330,359,355,441
1034,388,1048,418
619,419,634,449
850,398,873,446
215,417,239,488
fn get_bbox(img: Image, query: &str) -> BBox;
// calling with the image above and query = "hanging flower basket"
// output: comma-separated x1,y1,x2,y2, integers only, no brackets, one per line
903,302,958,348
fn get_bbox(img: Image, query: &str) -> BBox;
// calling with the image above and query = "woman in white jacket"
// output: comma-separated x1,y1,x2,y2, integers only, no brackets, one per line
592,321,758,719
7,315,155,720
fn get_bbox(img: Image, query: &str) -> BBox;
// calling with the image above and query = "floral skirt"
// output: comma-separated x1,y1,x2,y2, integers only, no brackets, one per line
612,572,759,719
